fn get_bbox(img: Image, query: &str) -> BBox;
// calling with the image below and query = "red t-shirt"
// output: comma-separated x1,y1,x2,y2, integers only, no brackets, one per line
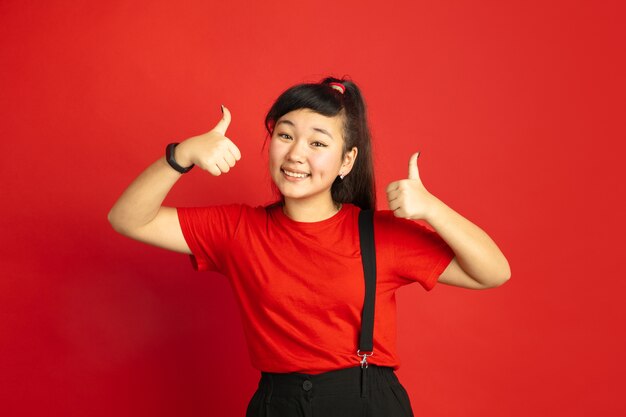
177,203,454,374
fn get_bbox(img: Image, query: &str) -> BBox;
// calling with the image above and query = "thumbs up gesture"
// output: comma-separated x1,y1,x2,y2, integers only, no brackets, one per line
174,106,242,176
386,152,437,220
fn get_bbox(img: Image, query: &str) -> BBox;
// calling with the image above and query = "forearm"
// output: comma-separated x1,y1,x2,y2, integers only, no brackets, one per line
108,157,182,234
425,197,511,287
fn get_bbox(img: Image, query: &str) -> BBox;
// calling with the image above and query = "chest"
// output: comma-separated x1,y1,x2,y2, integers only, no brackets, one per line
226,223,367,312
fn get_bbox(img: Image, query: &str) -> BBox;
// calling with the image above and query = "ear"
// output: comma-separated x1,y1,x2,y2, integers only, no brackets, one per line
340,147,358,175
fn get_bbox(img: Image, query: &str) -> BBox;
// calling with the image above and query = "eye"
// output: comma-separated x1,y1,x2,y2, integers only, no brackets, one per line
278,133,293,140
311,141,327,148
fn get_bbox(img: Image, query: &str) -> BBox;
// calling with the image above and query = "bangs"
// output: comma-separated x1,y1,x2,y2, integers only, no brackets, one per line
265,84,345,134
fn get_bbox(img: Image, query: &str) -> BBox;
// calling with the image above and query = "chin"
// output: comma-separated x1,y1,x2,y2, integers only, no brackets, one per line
276,187,310,200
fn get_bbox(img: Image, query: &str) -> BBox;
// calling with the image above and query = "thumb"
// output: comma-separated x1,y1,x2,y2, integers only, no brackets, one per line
408,151,420,180
213,104,232,135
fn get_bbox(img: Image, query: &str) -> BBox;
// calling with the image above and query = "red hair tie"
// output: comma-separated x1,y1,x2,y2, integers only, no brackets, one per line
328,82,346,94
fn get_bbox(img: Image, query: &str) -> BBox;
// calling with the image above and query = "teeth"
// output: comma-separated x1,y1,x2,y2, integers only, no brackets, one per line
283,169,309,178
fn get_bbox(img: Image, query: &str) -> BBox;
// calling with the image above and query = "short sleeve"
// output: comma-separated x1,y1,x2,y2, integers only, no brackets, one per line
177,204,245,272
375,211,455,291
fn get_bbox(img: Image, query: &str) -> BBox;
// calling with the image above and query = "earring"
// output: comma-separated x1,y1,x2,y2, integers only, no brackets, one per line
339,173,345,180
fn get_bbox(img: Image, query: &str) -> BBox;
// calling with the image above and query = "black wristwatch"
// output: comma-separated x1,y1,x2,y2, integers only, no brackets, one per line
165,143,194,174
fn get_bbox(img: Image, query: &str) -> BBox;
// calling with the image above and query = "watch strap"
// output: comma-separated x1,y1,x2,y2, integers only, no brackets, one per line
165,143,194,174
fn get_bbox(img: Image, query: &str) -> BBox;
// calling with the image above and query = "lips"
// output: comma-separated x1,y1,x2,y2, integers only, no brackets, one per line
281,168,310,179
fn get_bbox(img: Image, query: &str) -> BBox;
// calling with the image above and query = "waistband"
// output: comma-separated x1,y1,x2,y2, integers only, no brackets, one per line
258,365,400,398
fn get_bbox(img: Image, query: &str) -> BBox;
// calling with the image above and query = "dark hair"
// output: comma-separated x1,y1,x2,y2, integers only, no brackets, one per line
264,77,376,210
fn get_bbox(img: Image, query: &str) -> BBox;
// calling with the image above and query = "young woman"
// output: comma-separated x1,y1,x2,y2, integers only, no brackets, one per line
108,77,510,416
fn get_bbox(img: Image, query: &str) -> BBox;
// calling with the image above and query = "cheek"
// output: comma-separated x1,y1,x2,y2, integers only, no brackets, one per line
268,140,282,169
310,152,342,175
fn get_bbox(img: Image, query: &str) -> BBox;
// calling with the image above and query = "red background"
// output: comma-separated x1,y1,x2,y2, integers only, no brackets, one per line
1,1,624,416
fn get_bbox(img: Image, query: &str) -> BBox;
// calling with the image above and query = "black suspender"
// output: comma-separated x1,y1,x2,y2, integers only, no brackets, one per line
357,209,376,375
357,209,376,397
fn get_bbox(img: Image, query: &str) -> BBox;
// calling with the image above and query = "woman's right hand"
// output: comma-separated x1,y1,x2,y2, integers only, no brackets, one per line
174,106,242,176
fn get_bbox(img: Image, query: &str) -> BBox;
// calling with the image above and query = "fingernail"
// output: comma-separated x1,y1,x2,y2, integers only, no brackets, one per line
221,104,224,114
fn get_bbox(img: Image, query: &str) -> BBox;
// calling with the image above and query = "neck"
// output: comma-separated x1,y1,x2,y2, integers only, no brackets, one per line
282,196,342,222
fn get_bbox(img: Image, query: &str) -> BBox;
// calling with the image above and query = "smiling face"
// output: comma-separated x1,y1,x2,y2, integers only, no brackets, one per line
269,108,357,210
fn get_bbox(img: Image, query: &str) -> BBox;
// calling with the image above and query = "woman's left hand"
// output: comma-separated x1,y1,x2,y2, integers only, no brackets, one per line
386,152,439,221
387,152,511,289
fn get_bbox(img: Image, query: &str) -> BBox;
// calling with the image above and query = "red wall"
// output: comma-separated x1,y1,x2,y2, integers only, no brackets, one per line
1,1,624,416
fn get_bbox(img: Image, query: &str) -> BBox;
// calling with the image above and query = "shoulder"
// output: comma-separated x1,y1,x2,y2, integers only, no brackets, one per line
373,209,443,244
178,203,264,215
374,209,429,230
177,203,269,227
346,206,430,233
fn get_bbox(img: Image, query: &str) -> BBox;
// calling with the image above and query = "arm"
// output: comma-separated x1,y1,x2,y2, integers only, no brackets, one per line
107,107,241,253
386,153,510,290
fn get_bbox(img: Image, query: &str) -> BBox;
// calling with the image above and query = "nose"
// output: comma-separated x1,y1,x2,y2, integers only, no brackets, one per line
285,139,307,163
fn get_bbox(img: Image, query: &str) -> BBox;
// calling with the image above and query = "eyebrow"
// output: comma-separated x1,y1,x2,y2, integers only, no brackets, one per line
275,119,334,140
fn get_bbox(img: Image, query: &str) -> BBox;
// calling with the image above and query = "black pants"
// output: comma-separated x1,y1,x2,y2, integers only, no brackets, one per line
246,365,415,417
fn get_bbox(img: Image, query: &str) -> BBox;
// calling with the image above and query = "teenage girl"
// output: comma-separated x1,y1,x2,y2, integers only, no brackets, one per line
108,77,510,416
